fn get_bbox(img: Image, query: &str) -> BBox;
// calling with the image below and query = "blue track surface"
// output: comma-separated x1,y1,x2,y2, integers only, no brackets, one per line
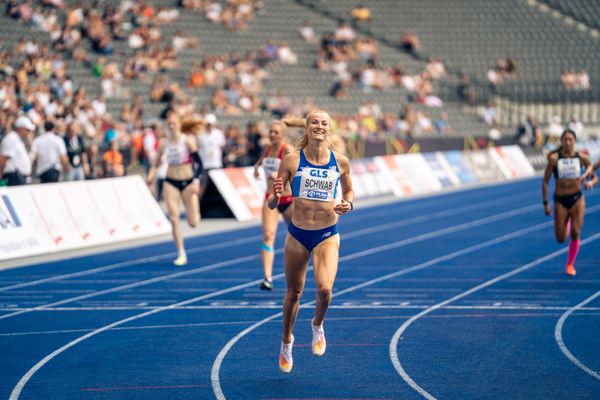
1,177,599,400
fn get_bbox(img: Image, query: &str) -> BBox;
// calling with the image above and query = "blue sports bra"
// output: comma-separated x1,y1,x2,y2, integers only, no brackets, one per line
291,149,340,202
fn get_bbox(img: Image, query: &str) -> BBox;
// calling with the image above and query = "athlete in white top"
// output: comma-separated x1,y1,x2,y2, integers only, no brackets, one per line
542,129,593,276
253,120,294,290
147,115,203,266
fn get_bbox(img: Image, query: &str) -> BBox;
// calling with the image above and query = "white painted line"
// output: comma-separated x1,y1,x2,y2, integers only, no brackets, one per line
9,200,548,400
4,304,600,313
389,231,600,400
0,253,265,321
0,234,263,293
210,217,565,400
555,289,600,381
4,308,600,339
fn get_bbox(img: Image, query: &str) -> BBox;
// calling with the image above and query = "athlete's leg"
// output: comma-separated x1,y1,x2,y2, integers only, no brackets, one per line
164,182,186,265
261,201,280,284
182,182,200,227
566,196,585,275
311,234,340,326
309,234,340,356
279,234,309,373
553,200,570,243
282,234,310,344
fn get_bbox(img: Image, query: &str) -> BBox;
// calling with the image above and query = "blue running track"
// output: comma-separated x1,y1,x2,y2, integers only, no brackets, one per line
1,177,599,400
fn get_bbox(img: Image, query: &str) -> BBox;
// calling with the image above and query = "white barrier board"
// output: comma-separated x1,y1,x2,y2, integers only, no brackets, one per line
0,176,170,261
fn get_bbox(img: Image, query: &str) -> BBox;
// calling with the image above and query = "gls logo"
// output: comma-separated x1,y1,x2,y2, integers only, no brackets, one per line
310,169,328,178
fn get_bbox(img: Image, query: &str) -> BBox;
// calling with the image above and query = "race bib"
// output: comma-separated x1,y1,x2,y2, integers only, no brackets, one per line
165,146,185,165
262,157,281,178
557,158,581,179
298,167,339,202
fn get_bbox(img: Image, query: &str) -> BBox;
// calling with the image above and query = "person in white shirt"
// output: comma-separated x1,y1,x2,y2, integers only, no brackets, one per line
197,113,225,187
0,116,35,186
31,120,70,183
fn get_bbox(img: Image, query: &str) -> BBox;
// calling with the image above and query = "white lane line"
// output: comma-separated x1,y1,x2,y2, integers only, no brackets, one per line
4,308,600,338
0,234,263,293
342,190,539,239
389,231,600,400
9,201,546,400
4,304,599,312
0,253,266,321
210,217,563,400
0,200,539,322
555,289,600,381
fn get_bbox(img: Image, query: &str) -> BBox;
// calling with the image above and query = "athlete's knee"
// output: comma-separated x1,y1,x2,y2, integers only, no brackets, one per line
285,288,303,303
570,228,581,240
169,214,180,226
556,234,567,243
187,216,199,228
316,286,332,302
263,230,276,244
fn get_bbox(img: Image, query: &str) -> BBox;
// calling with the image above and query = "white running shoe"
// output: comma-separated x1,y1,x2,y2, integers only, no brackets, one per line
311,319,326,356
279,335,294,373
173,254,187,266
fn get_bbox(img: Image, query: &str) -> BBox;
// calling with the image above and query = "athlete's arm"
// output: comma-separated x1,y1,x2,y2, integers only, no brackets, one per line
542,152,556,216
333,153,354,215
146,145,164,184
268,153,294,209
253,150,266,178
580,153,593,181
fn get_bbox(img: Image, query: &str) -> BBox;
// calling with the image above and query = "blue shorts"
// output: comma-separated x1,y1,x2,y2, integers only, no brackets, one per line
288,222,339,252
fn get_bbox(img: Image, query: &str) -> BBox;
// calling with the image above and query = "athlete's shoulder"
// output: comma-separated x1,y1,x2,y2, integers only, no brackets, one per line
547,150,559,162
282,149,300,164
332,150,350,167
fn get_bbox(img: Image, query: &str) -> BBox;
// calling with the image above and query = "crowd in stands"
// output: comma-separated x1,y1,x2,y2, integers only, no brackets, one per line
0,1,596,187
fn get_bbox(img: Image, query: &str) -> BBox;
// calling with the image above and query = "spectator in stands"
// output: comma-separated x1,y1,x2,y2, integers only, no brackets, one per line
400,32,420,54
64,121,89,181
457,73,476,105
351,4,371,24
515,116,542,147
488,120,502,140
0,115,34,186
31,120,70,183
299,20,318,45
547,115,563,141
478,100,497,126
197,113,225,188
568,114,584,138
101,138,125,178
434,112,453,135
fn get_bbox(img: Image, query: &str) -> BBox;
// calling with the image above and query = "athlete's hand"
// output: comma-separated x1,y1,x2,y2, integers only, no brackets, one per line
268,178,283,209
584,180,594,190
334,199,352,215
272,177,283,198
253,167,259,179
544,203,551,216
191,178,201,195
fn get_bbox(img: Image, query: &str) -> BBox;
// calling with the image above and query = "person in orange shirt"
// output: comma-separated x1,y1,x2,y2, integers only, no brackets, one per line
102,140,125,177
